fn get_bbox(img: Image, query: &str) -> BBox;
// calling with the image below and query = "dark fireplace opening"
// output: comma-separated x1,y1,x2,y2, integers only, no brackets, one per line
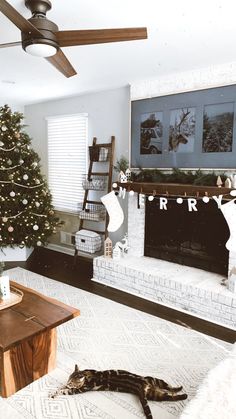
145,196,229,275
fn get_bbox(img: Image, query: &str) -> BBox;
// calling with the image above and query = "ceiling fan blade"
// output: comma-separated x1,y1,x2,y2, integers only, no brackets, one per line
45,49,77,78
0,41,21,48
0,0,42,36
56,27,147,47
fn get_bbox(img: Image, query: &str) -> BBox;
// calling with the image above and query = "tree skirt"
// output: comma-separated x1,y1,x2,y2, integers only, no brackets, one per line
180,343,236,419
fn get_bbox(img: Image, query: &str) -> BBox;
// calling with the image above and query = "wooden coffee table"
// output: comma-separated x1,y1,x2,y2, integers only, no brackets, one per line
0,280,80,397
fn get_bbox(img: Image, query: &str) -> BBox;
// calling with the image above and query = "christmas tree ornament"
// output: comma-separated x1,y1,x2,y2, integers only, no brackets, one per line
32,162,38,168
37,241,42,246
15,132,20,139
35,179,41,184
176,197,183,204
2,217,8,223
9,191,15,197
33,225,39,230
22,199,28,205
23,174,29,180
8,226,14,232
9,174,14,180
1,126,7,132
0,141,4,146
19,159,24,165
148,195,154,201
35,202,40,207
7,159,12,165
101,191,124,232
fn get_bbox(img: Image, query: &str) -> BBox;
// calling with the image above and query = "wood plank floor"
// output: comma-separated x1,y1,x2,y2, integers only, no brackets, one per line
5,247,236,344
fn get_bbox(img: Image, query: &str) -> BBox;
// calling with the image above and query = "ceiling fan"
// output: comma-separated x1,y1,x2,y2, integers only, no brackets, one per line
0,0,147,78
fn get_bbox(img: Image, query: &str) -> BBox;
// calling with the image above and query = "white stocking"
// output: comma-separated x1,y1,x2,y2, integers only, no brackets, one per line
101,191,124,232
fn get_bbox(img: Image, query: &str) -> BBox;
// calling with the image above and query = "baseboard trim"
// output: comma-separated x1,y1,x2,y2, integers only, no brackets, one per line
46,243,75,256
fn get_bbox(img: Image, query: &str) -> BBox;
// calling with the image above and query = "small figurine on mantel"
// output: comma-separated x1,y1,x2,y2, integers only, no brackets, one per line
125,168,132,182
119,171,128,183
225,177,232,188
230,173,236,189
104,237,112,258
116,233,129,257
112,243,122,260
216,176,223,188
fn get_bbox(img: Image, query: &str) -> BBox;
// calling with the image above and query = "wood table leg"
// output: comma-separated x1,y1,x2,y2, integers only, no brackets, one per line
0,340,33,398
0,328,57,397
32,328,57,380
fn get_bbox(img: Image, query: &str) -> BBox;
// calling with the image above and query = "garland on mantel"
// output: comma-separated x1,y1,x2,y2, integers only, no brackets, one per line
132,168,226,186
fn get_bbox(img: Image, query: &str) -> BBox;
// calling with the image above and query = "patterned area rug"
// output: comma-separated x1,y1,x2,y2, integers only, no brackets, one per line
0,268,233,419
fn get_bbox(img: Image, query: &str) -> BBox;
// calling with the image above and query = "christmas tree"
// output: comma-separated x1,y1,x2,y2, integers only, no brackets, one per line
0,104,61,248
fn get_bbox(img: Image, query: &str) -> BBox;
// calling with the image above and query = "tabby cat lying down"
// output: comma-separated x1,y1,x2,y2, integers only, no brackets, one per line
50,365,187,419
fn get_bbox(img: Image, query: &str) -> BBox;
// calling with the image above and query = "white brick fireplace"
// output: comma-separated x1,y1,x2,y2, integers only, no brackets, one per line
93,193,236,330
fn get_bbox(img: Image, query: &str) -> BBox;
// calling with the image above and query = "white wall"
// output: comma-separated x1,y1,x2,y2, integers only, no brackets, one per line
24,86,130,244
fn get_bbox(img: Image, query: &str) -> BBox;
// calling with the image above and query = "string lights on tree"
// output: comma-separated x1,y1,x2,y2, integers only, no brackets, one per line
0,104,61,248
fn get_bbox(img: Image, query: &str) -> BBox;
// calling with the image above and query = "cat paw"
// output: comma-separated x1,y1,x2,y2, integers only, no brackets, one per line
171,386,183,392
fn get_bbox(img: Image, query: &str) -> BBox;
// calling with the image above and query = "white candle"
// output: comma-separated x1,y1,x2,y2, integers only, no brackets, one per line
0,276,10,300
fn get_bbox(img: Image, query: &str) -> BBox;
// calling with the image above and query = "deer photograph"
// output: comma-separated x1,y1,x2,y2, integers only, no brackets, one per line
169,107,196,152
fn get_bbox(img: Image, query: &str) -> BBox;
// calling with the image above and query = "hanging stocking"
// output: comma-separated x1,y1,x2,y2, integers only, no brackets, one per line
101,191,124,232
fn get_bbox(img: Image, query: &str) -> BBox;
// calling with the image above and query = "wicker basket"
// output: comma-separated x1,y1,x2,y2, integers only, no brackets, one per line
78,203,106,222
82,175,106,191
75,229,102,253
89,146,110,162
0,286,23,310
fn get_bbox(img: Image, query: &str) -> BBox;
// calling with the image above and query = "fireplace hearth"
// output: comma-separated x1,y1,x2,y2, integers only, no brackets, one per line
92,191,236,330
145,196,229,275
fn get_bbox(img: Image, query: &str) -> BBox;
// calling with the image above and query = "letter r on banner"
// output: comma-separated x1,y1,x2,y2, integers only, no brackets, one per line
160,197,168,210
188,198,198,212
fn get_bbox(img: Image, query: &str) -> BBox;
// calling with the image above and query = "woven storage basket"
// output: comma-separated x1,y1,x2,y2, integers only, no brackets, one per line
82,175,106,191
75,229,102,253
78,203,106,222
89,146,109,162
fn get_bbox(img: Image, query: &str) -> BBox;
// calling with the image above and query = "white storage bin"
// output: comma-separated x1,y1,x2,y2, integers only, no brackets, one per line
75,229,102,253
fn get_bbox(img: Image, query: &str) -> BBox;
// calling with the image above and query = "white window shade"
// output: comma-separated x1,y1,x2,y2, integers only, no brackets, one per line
47,113,88,212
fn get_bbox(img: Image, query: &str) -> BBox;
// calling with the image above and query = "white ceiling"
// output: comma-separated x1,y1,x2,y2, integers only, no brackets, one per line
1,0,236,106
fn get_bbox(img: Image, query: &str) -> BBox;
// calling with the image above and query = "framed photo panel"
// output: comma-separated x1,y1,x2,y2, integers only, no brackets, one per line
131,85,236,168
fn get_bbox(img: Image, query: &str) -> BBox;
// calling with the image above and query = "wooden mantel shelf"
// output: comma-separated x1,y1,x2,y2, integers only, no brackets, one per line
116,182,232,197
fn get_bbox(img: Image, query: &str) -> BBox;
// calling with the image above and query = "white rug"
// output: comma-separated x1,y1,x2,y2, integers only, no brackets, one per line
180,344,236,419
0,267,233,419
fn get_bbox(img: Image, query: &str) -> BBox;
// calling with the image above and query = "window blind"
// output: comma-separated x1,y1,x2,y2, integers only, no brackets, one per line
47,113,88,212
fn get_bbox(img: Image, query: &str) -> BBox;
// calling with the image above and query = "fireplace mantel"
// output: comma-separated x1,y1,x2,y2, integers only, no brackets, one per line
116,182,231,197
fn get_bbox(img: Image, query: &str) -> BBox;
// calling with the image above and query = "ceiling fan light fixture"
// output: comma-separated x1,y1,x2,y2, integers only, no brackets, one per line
25,43,57,57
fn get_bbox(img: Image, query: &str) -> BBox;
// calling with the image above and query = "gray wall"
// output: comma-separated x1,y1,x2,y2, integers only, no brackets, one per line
24,87,130,247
